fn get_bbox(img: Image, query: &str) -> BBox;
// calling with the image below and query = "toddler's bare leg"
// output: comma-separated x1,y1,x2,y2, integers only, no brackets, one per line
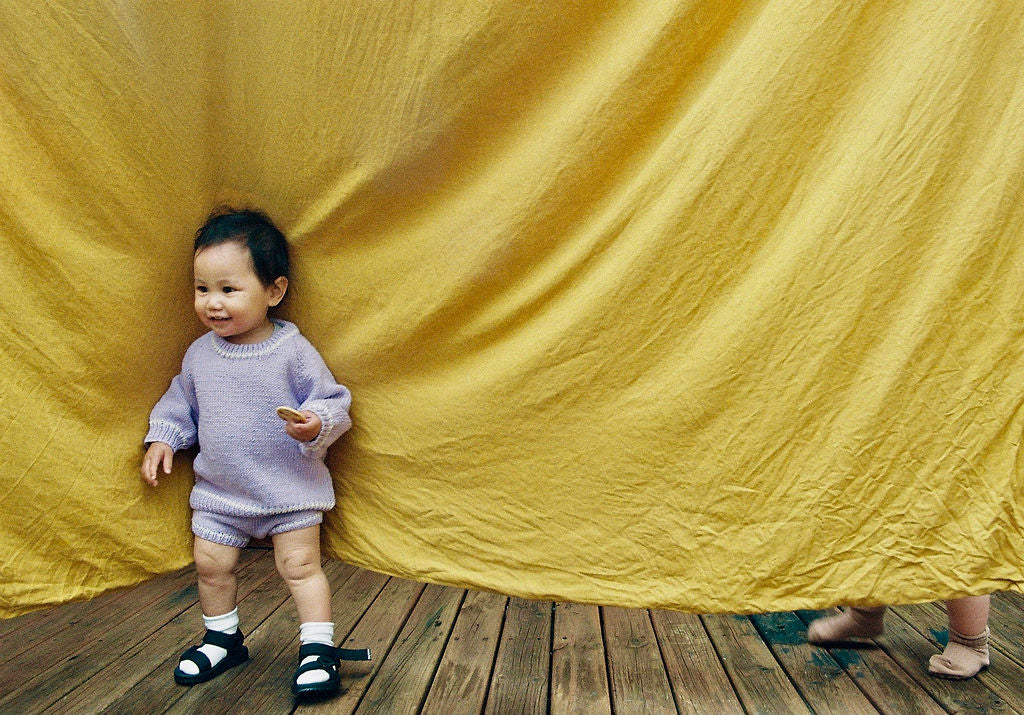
177,537,244,678
929,595,990,679
274,525,336,689
194,537,242,616
946,594,990,635
806,606,886,644
273,525,331,622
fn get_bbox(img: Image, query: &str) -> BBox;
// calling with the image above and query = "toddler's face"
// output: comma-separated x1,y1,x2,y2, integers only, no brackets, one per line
193,241,286,344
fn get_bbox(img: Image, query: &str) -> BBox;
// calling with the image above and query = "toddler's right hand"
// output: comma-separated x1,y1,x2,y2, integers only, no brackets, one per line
141,442,174,487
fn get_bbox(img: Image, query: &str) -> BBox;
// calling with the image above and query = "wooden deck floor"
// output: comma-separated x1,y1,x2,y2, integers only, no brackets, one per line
2,547,1023,714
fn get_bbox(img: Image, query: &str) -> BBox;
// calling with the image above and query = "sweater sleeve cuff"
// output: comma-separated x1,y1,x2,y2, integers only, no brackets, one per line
299,401,352,457
145,421,193,452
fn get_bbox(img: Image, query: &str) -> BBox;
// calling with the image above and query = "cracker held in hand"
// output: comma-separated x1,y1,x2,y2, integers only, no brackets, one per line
275,406,308,424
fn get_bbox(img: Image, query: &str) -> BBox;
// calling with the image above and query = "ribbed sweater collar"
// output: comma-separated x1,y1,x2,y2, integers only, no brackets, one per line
209,319,297,359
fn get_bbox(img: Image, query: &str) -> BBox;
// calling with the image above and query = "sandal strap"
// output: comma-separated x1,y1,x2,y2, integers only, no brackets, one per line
201,628,244,650
179,644,212,671
295,657,338,677
298,642,340,662
338,647,371,661
297,642,371,662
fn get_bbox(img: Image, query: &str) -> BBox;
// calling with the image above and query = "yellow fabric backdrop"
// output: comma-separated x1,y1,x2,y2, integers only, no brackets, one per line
2,1,1023,618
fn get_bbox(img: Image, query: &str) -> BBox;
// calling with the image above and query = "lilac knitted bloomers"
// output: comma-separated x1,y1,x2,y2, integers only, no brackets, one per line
145,320,352,522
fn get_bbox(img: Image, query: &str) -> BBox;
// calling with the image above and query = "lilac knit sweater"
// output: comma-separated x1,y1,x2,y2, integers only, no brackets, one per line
145,320,351,517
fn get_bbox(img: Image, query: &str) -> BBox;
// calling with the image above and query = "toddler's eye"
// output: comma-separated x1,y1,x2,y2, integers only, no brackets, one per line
223,286,236,293
195,286,208,294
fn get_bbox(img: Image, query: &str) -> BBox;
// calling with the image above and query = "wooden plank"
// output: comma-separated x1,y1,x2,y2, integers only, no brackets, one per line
0,586,144,668
305,576,428,714
419,589,507,715
44,550,282,714
12,564,1024,714
996,590,1024,617
750,611,878,715
987,592,1024,669
603,606,675,714
0,606,55,640
650,609,743,715
0,560,200,668
484,597,551,715
352,583,464,714
0,552,266,646
550,602,612,715
0,557,225,713
892,602,1020,713
0,548,264,665
702,613,810,714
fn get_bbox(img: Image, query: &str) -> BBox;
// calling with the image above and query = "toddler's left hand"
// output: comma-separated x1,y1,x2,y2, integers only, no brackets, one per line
285,411,322,442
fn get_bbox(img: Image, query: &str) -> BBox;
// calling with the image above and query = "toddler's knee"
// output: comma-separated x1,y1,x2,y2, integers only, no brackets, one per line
195,559,231,584
276,550,320,583
193,543,237,582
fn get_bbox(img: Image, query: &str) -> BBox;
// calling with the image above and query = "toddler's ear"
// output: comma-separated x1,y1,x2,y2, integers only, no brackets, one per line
268,276,289,306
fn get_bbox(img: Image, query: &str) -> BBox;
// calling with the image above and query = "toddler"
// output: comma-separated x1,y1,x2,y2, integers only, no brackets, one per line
141,208,367,699
806,594,990,678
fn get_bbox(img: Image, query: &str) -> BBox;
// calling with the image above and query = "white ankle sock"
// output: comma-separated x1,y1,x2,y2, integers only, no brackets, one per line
178,608,239,676
296,621,335,686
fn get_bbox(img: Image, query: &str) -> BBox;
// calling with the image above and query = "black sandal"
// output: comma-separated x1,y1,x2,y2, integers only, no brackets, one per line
292,643,372,699
173,629,249,685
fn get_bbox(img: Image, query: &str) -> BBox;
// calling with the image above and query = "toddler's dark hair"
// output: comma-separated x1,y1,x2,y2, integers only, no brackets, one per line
194,208,289,286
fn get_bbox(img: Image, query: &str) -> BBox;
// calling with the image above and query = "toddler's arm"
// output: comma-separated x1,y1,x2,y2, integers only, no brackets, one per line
290,339,353,457
145,371,199,452
141,360,199,486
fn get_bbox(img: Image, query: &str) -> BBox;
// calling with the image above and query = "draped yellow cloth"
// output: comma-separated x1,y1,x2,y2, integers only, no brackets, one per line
2,1,1023,618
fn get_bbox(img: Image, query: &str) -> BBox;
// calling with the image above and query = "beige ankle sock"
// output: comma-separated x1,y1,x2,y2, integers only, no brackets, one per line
806,606,885,644
928,627,989,679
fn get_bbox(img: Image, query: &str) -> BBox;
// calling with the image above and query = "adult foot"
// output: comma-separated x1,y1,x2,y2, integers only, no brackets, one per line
807,607,885,644
929,627,989,679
